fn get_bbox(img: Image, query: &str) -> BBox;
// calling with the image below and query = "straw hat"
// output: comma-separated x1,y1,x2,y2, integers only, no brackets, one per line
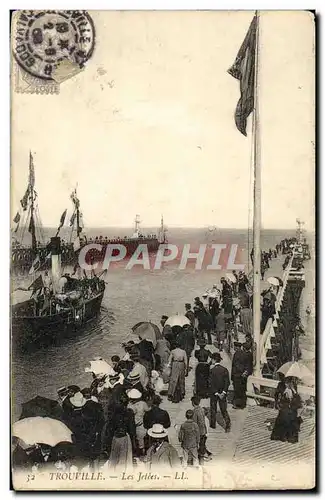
127,372,141,382
127,389,142,400
69,391,87,408
147,424,168,438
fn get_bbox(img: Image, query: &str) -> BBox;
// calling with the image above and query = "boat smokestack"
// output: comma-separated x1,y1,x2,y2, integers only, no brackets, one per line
50,237,62,293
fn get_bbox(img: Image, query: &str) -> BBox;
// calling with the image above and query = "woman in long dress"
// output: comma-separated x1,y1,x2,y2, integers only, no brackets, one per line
194,340,211,398
167,341,187,403
271,378,302,444
104,394,136,471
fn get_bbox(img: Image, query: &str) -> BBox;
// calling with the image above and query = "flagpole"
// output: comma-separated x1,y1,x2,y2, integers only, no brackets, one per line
252,12,261,377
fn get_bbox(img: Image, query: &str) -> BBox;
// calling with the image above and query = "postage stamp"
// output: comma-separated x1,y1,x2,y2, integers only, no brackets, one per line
12,10,95,93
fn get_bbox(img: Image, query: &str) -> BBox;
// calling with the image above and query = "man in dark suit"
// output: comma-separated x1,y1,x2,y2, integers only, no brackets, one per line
231,342,253,409
209,352,231,432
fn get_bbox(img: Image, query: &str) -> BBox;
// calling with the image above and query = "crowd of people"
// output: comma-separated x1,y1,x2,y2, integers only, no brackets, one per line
12,237,309,474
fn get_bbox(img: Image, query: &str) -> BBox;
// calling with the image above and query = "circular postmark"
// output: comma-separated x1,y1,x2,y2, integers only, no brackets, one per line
13,10,95,80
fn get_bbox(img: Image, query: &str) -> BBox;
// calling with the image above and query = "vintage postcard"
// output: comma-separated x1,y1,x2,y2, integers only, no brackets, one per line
10,10,315,490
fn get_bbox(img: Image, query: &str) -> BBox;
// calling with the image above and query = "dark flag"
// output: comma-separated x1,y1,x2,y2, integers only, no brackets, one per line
20,187,29,211
29,151,35,188
228,15,257,136
28,215,35,235
29,255,41,275
57,209,67,233
13,212,20,224
70,212,76,227
28,274,43,291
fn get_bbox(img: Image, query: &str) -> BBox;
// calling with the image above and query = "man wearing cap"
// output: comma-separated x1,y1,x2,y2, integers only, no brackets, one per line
209,352,231,432
127,389,148,457
145,424,180,469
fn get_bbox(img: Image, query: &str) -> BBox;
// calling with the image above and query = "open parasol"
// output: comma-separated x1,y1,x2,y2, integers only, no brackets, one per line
131,321,162,348
85,358,115,377
19,396,63,421
165,315,191,328
13,417,73,447
267,276,280,286
277,361,314,385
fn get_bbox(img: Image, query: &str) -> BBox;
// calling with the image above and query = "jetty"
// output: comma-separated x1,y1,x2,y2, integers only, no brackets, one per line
160,248,315,479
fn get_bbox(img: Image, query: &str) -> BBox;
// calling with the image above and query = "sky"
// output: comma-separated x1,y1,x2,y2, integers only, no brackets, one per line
11,10,315,230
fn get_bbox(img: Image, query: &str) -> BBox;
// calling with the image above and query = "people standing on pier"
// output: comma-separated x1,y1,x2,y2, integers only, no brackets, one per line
231,342,253,410
127,389,148,457
185,303,195,328
104,393,136,470
143,395,171,432
209,352,231,432
145,425,180,469
167,340,187,403
176,324,195,376
271,378,302,444
194,338,211,399
191,396,212,463
178,409,200,467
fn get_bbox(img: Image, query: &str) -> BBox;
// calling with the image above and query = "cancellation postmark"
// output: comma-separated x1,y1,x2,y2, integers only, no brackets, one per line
12,10,95,93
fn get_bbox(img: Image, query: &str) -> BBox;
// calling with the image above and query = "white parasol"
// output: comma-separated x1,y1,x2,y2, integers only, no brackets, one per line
165,315,191,328
85,358,115,377
267,276,280,286
13,417,72,447
277,361,314,385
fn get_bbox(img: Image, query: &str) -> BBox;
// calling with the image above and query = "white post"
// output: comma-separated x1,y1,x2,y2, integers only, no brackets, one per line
253,12,261,377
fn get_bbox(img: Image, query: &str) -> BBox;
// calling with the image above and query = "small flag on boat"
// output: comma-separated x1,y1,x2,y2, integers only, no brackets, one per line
28,274,43,292
28,215,35,235
228,15,257,136
13,212,20,224
70,212,76,227
20,187,29,211
29,255,41,275
29,151,35,188
73,236,81,252
56,209,67,234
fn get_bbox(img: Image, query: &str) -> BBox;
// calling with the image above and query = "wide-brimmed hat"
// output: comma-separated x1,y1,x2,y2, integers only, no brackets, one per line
127,389,142,400
234,341,242,348
69,391,87,408
211,352,222,362
127,372,141,382
197,338,207,347
147,423,168,438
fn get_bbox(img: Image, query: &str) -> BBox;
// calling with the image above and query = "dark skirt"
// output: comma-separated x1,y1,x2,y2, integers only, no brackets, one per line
194,362,210,398
271,407,301,444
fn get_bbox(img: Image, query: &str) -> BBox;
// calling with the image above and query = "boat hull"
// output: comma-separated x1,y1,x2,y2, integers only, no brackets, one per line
12,238,162,271
11,292,104,341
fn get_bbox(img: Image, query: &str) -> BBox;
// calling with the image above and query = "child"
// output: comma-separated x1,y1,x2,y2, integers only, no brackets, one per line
178,409,200,467
191,396,212,463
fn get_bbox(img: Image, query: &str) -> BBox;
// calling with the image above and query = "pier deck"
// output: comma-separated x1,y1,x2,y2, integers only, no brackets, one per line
160,253,315,467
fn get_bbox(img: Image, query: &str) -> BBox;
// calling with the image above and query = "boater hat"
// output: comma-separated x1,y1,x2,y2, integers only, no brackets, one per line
127,389,142,400
147,424,168,438
127,372,141,382
69,391,87,408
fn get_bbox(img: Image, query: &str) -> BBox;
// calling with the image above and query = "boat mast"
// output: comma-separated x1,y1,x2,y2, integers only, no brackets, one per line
134,214,141,237
28,152,37,253
252,12,261,377
76,189,81,237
